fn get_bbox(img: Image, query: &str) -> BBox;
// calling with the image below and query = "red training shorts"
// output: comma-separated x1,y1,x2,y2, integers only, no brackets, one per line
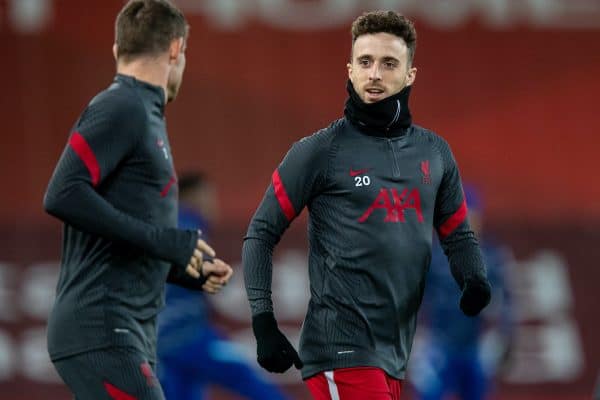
305,367,402,400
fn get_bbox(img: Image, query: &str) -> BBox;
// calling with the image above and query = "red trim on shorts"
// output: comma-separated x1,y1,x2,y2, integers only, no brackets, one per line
103,381,137,400
69,132,100,187
272,169,296,221
305,372,333,400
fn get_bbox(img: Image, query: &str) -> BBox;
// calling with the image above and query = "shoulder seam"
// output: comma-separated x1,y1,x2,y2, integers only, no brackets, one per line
323,119,344,189
124,86,150,150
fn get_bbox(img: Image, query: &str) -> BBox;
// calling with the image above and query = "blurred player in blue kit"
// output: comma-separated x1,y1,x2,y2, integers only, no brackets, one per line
411,185,515,400
158,172,290,400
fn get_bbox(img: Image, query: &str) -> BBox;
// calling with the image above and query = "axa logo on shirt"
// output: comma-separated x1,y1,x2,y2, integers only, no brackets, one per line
358,188,424,223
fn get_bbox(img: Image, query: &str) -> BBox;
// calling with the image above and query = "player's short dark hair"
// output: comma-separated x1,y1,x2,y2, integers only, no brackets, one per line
351,11,417,64
115,0,188,61
178,172,207,197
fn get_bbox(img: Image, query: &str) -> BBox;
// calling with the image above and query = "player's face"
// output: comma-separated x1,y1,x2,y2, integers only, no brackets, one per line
469,209,483,238
348,32,416,103
189,184,219,222
167,38,187,102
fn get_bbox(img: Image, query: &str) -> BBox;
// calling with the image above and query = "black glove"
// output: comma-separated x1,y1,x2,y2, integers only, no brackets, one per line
460,278,491,316
252,312,303,373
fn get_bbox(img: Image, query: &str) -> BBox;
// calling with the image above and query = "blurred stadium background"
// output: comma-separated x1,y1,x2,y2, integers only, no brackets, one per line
0,0,599,399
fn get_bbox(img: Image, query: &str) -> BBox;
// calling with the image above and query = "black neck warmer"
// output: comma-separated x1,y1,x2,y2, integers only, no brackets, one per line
344,80,412,137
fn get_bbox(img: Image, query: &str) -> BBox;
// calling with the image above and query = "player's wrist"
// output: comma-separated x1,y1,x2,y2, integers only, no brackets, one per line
460,277,491,316
252,312,278,338
161,227,199,269
462,276,491,292
199,256,215,277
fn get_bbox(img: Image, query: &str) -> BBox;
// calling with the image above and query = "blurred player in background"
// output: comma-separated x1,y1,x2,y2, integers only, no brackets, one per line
43,1,232,399
411,184,515,400
243,10,491,400
158,172,290,400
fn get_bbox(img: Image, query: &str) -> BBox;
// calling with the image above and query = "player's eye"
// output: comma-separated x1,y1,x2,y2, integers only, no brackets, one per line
359,59,371,67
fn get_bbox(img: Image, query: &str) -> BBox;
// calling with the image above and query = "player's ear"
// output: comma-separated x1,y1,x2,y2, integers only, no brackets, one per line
406,66,417,86
347,48,354,79
112,43,118,61
168,37,184,64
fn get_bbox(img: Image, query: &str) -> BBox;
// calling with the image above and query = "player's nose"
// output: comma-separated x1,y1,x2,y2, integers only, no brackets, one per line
368,64,382,81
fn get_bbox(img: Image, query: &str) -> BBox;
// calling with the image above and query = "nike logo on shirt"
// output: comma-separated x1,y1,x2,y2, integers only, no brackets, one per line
349,168,371,177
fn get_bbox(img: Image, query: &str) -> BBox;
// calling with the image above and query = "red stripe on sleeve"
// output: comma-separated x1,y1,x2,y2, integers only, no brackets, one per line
272,169,296,221
438,199,468,240
160,176,177,198
69,132,100,187
103,382,138,400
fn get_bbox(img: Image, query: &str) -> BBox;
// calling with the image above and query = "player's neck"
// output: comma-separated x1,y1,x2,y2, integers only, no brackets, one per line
116,59,168,101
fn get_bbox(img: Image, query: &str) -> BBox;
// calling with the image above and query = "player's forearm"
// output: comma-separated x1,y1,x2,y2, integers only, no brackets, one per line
243,180,295,315
440,228,488,289
166,265,208,289
242,237,275,316
43,182,197,268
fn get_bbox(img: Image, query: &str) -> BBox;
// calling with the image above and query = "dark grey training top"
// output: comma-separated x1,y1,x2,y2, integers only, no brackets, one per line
44,74,205,363
243,118,487,379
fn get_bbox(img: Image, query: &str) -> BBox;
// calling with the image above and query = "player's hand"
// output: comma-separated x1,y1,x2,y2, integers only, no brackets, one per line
460,278,492,316
252,312,303,373
201,258,233,294
185,239,216,279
